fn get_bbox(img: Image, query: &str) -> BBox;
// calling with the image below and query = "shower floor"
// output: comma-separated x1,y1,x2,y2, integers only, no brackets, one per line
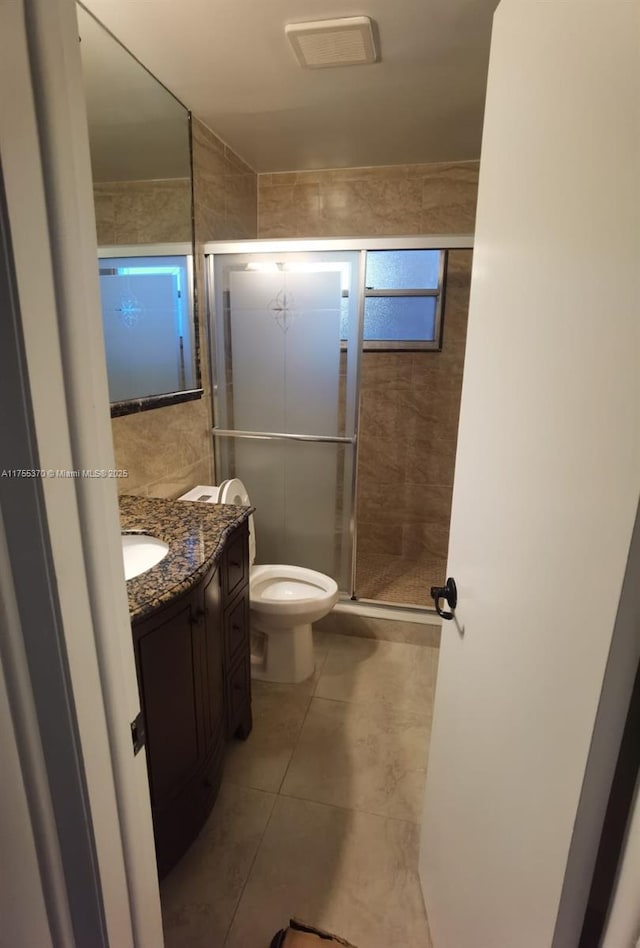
354,551,446,607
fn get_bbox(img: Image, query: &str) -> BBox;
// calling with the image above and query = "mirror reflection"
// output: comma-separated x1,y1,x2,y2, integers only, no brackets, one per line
77,3,199,410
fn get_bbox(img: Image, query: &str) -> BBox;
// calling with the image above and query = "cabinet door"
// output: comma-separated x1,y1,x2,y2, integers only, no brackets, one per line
222,523,249,601
136,594,202,807
223,590,249,669
226,651,251,739
202,568,224,745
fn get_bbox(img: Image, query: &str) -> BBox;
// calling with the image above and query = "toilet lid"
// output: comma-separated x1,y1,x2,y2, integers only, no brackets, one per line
219,478,250,506
219,478,256,565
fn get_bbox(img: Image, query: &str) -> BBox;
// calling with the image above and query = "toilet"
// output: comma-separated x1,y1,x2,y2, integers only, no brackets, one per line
179,481,338,683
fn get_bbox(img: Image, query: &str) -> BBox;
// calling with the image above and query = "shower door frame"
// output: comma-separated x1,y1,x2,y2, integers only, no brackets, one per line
204,235,474,603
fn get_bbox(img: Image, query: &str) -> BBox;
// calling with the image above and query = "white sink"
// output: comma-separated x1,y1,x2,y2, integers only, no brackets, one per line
121,534,169,581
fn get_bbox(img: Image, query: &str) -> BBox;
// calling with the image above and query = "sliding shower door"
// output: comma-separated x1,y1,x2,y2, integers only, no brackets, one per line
208,250,362,593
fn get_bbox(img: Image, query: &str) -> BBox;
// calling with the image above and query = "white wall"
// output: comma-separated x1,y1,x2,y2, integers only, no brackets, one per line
420,1,640,945
0,1,162,944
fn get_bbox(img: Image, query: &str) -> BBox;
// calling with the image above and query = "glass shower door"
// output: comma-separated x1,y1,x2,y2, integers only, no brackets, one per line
210,250,362,593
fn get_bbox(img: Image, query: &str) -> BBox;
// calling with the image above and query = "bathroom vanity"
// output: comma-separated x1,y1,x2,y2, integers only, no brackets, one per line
120,495,252,877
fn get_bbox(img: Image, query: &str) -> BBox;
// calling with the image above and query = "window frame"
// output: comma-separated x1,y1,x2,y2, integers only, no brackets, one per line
361,248,447,351
97,243,203,416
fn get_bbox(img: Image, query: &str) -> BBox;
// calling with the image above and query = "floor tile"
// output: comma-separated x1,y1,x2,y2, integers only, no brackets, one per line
315,634,438,715
281,697,431,822
223,681,312,793
224,796,432,948
160,783,276,948
309,628,331,677
223,631,329,793
355,550,445,607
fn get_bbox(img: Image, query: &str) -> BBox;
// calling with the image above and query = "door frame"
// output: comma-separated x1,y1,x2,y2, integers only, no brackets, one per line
0,0,163,944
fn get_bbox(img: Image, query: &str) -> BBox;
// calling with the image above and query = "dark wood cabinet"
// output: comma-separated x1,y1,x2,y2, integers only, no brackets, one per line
131,520,251,877
218,520,252,742
136,592,203,809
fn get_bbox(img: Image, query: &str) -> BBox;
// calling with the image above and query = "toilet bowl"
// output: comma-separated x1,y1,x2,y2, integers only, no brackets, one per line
179,480,338,682
216,479,338,683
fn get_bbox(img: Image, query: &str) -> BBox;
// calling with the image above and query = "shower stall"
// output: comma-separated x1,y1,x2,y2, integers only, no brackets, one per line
205,237,473,608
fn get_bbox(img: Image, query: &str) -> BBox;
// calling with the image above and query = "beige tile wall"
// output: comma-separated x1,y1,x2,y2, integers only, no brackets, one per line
93,178,191,245
258,162,478,596
111,397,213,498
258,161,478,238
106,118,257,498
192,118,257,242
357,251,472,560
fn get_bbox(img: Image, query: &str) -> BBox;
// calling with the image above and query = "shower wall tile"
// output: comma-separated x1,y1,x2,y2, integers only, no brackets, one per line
258,183,322,236
358,483,454,527
109,118,257,498
351,261,469,582
358,522,403,556
359,351,410,392
357,438,405,486
401,522,451,559
419,164,480,234
258,160,478,238
404,443,457,487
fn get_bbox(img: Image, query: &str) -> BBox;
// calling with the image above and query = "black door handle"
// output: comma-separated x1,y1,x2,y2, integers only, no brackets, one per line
430,577,457,620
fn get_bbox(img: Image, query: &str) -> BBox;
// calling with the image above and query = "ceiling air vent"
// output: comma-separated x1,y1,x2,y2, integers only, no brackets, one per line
285,17,378,69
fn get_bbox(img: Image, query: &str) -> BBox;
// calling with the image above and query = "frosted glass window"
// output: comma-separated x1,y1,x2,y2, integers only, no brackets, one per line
356,249,445,349
98,255,193,401
365,250,441,290
228,269,342,436
364,297,437,341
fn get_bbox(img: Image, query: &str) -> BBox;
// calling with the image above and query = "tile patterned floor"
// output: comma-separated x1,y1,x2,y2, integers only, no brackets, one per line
160,627,438,948
355,552,446,607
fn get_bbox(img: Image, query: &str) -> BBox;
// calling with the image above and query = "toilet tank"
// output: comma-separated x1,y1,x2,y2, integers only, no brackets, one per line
177,485,220,503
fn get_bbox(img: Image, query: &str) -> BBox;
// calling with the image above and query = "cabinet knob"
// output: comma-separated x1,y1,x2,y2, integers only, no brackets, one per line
192,607,206,624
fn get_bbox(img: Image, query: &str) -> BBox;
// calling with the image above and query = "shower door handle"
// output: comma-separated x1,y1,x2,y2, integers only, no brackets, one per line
212,427,356,445
430,577,457,620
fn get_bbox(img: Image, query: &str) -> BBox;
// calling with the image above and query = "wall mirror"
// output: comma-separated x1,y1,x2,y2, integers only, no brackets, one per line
77,3,201,415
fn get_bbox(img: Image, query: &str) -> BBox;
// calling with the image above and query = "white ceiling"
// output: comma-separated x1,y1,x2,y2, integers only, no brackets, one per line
82,0,499,174
78,6,190,181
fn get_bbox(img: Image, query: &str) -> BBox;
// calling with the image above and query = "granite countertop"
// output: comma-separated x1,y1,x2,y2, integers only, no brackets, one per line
120,494,252,621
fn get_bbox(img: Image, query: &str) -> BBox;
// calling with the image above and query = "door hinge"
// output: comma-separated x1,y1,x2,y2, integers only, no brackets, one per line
130,711,145,755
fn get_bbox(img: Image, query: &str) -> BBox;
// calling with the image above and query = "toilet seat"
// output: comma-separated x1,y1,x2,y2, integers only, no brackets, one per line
218,478,256,565
250,563,338,615
218,478,249,507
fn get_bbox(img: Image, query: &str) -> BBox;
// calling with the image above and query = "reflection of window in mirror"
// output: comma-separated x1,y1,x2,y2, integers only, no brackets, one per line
77,2,200,414
99,253,195,402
